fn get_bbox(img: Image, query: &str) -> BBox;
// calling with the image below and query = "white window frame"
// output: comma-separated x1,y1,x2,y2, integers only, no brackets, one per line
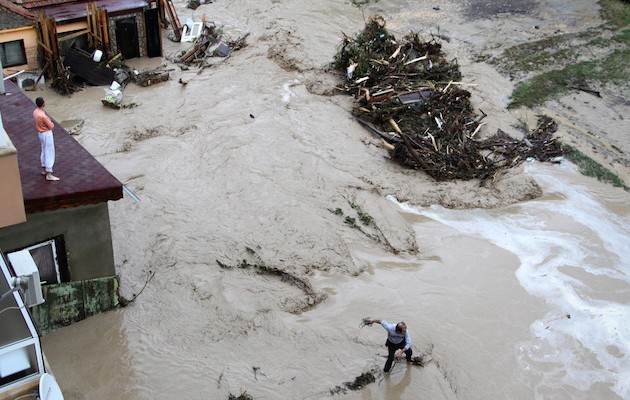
13,240,61,285
0,40,27,68
0,255,45,392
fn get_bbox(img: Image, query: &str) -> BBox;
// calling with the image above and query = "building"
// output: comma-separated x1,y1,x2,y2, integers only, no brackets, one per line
0,0,37,75
0,0,163,78
0,79,123,333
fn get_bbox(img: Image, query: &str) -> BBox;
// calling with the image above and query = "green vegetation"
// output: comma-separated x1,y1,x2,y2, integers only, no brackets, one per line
502,0,630,108
508,48,629,108
328,207,344,216
613,28,630,43
564,145,628,189
328,202,373,226
599,0,630,27
350,0,377,6
350,202,374,226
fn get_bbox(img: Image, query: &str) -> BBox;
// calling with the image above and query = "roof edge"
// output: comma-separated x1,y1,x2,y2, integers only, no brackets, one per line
0,0,34,19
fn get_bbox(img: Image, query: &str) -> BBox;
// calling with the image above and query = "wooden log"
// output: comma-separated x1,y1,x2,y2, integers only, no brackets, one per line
85,3,92,47
389,118,429,169
106,52,122,66
58,29,90,42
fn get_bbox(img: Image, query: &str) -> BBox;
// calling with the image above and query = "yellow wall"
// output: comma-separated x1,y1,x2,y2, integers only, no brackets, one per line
1,21,89,76
0,131,26,229
56,21,87,34
0,26,38,74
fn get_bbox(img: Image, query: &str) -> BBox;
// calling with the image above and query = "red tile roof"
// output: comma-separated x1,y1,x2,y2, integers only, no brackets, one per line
1,80,123,214
13,0,78,10
10,0,148,21
0,0,33,21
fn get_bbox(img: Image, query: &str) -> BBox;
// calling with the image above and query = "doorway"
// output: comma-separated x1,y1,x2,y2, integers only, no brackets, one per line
144,8,162,58
115,17,140,59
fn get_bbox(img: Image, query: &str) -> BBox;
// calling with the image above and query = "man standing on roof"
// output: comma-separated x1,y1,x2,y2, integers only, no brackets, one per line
33,97,59,181
367,318,412,372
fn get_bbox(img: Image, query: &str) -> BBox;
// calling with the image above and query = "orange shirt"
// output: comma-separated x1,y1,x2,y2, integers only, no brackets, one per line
33,108,54,132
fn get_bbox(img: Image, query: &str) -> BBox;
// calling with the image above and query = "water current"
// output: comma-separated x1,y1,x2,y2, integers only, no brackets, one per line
34,1,628,398
42,162,630,400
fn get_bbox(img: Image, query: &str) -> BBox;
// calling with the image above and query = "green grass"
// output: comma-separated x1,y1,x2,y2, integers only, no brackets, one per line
504,0,629,108
564,145,628,189
599,0,630,27
613,28,630,43
508,48,629,108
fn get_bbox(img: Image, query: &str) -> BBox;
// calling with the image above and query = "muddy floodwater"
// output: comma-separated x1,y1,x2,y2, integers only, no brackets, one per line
32,0,630,399
41,164,630,399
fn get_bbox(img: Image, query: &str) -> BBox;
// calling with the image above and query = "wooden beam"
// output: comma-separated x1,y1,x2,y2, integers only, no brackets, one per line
36,40,53,55
85,3,92,46
101,10,109,48
58,29,90,42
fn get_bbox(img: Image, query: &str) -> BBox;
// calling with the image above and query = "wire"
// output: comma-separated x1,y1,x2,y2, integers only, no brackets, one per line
0,305,26,315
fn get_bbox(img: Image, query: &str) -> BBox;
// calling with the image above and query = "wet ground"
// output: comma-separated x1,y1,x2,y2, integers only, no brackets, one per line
32,1,630,399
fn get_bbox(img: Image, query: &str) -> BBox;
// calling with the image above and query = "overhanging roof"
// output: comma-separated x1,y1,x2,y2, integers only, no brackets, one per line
22,0,147,22
0,80,123,214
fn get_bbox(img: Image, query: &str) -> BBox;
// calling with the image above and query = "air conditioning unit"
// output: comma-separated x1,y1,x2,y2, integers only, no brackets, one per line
7,250,45,307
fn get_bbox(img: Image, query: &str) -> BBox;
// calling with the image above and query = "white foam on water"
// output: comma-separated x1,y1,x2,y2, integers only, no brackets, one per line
281,79,299,102
387,164,630,398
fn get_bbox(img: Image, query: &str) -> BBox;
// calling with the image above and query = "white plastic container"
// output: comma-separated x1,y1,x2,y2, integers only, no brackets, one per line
93,49,103,62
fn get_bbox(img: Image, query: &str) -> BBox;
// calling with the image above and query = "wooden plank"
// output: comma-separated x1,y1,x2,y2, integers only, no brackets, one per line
58,29,90,42
37,40,53,55
41,13,51,55
51,18,59,57
163,0,182,41
85,3,92,47
91,3,98,45
101,9,109,48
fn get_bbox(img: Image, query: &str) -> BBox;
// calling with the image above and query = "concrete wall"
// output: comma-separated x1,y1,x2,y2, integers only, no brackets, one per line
0,203,116,281
0,131,26,228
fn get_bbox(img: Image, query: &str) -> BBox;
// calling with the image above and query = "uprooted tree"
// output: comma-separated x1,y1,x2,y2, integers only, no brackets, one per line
332,16,564,182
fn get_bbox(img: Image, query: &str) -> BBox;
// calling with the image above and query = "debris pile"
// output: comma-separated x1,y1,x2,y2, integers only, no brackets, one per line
175,21,249,68
131,67,171,87
333,16,564,181
330,370,377,394
100,65,172,109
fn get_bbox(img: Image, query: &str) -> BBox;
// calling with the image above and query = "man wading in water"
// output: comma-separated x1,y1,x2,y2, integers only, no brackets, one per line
367,318,412,372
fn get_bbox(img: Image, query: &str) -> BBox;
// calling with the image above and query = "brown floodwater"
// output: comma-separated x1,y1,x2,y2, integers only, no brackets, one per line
41,163,630,399
32,1,630,399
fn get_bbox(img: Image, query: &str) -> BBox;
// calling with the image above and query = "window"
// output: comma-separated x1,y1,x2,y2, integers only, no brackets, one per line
7,237,69,285
0,40,27,68
0,253,45,392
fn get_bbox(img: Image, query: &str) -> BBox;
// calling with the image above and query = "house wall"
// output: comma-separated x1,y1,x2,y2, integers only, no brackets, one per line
0,133,26,228
108,11,147,58
0,26,38,74
0,203,116,281
56,21,86,34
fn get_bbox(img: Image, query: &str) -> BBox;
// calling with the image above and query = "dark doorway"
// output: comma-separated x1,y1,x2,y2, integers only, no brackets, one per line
144,8,162,58
115,17,140,59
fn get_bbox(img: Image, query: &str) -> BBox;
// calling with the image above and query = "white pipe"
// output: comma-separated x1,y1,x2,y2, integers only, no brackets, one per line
3,70,26,80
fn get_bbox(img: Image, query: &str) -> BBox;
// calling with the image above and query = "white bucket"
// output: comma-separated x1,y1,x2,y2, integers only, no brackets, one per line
93,49,103,62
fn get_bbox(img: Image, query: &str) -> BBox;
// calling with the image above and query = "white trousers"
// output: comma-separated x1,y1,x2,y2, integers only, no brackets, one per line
38,130,55,172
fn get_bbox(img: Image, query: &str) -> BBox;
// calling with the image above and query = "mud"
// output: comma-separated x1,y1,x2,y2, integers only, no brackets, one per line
33,1,629,399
